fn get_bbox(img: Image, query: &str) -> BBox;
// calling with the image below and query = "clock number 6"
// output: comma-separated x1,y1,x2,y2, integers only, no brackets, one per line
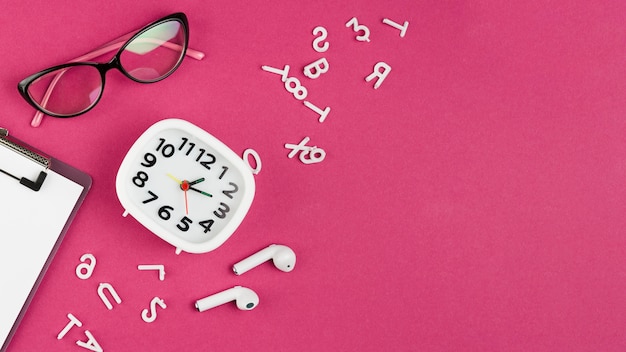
158,205,174,220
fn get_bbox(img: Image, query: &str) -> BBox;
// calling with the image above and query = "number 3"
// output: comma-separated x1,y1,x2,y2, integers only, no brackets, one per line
213,203,230,219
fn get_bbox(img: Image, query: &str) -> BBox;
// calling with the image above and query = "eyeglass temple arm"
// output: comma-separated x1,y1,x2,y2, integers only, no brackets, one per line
31,33,205,127
70,40,206,63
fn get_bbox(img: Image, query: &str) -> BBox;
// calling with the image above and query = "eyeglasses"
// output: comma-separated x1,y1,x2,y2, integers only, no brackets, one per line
18,13,205,127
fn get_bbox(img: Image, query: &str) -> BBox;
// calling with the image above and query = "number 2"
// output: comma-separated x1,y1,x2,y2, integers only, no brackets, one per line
199,153,216,170
222,182,238,199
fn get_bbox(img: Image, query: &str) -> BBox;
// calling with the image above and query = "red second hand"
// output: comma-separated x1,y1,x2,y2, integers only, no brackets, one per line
181,180,190,214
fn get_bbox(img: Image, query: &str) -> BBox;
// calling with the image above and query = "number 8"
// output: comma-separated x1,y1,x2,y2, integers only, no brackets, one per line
133,171,149,187
284,77,308,100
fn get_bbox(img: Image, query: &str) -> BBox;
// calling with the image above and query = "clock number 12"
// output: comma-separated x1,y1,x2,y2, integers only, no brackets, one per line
176,137,217,170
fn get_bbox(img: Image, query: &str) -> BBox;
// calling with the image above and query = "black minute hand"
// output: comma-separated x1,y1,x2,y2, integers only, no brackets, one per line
189,178,205,186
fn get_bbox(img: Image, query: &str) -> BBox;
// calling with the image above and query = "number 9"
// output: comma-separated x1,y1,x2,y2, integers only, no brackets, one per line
141,153,157,167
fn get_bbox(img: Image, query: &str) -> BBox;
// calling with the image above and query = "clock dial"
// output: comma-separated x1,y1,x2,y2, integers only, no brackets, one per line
116,119,255,253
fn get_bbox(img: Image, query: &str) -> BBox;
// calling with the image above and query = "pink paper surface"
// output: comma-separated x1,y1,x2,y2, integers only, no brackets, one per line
1,1,626,351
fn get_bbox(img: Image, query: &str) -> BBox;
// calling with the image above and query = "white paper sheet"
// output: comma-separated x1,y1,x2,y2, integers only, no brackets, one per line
0,144,84,348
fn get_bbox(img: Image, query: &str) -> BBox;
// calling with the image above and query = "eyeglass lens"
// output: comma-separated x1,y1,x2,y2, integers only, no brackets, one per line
27,65,103,116
120,20,186,81
25,19,186,117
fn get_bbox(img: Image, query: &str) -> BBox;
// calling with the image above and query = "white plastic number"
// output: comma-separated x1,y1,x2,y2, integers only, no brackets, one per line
346,17,371,42
75,254,96,280
242,148,262,175
262,64,308,100
285,137,326,165
284,77,308,100
299,148,326,164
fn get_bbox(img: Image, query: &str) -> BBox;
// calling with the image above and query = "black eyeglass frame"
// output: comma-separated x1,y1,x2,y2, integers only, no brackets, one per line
17,12,190,118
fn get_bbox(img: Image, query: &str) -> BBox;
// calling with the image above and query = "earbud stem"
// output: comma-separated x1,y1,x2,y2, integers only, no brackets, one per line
196,288,236,312
232,245,277,275
194,286,258,312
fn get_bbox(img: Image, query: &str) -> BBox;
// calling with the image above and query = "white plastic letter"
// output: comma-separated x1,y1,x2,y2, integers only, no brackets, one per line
365,62,392,89
76,330,103,352
75,254,96,280
261,64,290,82
303,101,331,123
137,264,165,281
312,26,329,52
141,297,167,323
346,17,371,42
97,282,122,310
242,149,262,175
57,313,82,340
303,58,329,79
382,18,409,37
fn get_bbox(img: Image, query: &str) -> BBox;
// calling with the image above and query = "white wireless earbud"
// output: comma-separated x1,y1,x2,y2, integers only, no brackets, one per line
195,286,259,312
232,244,296,275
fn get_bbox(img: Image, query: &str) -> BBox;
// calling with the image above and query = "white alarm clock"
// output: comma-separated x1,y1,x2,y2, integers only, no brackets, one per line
116,118,255,253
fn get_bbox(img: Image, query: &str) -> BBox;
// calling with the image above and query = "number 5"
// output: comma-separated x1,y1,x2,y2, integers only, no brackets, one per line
177,216,193,232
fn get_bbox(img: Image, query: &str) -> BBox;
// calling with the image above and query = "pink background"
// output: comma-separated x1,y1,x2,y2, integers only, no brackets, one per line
1,1,626,351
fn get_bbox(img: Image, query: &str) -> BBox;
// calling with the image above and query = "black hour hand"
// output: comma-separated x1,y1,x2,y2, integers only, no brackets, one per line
189,186,212,197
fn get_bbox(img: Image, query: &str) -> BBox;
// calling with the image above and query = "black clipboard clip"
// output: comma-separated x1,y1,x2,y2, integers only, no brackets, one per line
0,128,50,191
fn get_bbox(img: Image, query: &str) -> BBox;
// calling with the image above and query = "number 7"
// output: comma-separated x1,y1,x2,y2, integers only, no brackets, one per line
142,190,159,204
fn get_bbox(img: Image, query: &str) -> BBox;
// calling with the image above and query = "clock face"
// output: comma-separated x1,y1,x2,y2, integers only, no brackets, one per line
116,119,255,253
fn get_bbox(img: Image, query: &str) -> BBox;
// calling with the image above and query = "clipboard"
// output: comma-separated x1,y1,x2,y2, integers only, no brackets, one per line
0,128,91,351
